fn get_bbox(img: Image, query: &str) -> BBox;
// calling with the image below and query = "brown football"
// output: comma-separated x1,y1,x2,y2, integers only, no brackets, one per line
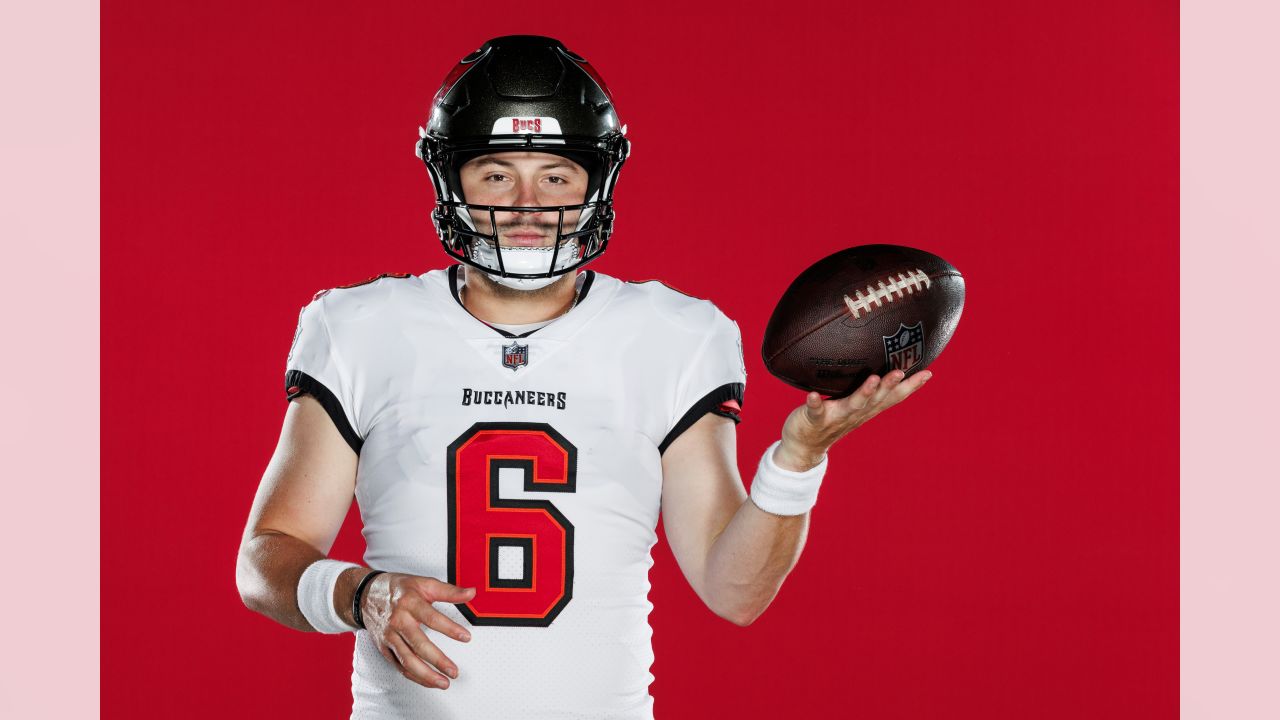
762,245,965,397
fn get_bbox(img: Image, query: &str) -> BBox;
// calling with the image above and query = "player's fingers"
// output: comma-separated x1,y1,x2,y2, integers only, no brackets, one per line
385,634,449,689
844,374,880,409
870,370,906,406
888,370,932,403
417,578,478,604
865,370,931,418
390,631,453,689
905,370,933,392
378,640,406,675
399,624,459,682
411,601,473,644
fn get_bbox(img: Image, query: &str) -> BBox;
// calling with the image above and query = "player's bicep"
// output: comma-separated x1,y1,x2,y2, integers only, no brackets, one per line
241,394,358,555
659,412,746,598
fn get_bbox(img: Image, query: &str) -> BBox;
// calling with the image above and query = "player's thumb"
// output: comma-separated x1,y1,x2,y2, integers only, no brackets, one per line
804,392,824,421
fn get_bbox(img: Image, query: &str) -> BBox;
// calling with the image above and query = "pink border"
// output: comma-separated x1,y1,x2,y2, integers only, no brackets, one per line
1181,1,1280,717
0,1,100,716
7,1,1274,717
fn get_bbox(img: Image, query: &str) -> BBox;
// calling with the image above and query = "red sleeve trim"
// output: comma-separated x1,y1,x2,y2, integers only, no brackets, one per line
716,399,742,418
659,382,745,454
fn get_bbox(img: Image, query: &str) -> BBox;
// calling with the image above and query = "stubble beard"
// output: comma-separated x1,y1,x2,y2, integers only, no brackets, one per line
466,216,581,301
468,265,576,300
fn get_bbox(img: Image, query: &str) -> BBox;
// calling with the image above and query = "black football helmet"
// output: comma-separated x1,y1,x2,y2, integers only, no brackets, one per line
416,36,630,287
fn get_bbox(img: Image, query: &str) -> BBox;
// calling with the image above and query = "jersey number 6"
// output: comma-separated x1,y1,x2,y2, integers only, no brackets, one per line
447,422,576,627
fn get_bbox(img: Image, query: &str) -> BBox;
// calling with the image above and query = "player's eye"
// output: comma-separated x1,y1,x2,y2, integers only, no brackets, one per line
485,173,509,182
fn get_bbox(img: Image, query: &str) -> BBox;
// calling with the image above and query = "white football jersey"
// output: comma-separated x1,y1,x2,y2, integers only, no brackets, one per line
284,266,746,719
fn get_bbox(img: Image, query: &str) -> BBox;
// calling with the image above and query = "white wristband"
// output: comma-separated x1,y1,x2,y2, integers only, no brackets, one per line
297,559,361,633
749,440,828,516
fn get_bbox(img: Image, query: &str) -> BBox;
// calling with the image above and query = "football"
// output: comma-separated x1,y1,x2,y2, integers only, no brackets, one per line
762,244,965,397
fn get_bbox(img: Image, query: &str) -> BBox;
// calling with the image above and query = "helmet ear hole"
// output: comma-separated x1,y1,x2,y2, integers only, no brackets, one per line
421,35,629,281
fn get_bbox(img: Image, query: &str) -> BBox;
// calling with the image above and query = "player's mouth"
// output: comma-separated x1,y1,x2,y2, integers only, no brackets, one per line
501,232,551,247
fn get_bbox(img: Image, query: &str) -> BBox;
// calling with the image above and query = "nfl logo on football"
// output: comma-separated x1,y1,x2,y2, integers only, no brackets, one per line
502,341,529,371
883,322,925,373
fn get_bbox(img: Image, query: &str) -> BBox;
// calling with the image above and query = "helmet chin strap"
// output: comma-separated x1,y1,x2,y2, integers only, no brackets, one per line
468,238,580,291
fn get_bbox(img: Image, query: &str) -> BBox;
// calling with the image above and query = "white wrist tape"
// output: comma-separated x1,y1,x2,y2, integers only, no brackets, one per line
749,440,828,516
297,559,361,633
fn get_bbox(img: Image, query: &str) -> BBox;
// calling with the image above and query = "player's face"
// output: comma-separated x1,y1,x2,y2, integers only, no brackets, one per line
459,152,589,248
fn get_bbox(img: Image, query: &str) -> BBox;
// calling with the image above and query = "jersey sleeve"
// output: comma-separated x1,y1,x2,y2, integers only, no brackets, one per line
658,309,747,454
284,295,363,454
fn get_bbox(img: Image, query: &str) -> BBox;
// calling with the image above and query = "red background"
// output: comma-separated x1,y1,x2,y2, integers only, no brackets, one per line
103,1,1177,717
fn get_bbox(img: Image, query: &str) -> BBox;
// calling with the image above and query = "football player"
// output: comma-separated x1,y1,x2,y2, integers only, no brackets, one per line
236,35,931,719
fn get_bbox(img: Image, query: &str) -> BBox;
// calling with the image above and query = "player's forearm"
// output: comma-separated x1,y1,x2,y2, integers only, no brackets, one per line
235,531,368,632
700,497,809,626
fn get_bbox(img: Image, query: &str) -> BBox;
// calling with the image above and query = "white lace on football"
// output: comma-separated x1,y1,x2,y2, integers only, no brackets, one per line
842,269,932,319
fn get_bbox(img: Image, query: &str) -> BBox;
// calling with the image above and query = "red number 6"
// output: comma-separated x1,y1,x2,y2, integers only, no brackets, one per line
447,423,576,627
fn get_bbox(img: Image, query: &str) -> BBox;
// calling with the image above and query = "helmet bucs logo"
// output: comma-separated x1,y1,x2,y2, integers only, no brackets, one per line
512,118,541,133
491,116,561,136
883,322,925,373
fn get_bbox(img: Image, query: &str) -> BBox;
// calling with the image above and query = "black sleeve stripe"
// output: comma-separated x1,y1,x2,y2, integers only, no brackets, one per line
285,369,363,455
658,382,745,455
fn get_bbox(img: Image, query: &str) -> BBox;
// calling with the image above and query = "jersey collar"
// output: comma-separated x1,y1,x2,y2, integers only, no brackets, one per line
446,264,601,339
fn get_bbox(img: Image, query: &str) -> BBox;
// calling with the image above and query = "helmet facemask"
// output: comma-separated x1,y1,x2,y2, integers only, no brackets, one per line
420,136,626,289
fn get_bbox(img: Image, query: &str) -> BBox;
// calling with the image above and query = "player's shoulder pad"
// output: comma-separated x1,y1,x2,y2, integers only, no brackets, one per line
311,272,415,302
305,272,419,320
619,278,738,337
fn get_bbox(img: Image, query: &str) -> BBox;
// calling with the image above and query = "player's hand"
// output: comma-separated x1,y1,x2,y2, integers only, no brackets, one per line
360,572,476,690
774,369,934,471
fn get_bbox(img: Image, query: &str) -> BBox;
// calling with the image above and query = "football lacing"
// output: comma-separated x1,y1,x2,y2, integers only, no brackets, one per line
842,269,931,319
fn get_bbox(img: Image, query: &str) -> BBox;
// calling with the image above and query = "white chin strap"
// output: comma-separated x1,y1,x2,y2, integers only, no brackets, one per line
468,238,581,290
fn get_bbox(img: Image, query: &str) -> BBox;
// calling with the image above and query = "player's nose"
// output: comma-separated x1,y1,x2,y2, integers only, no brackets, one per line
513,177,540,209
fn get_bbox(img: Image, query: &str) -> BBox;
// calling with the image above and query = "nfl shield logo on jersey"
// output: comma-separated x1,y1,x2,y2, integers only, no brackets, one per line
883,322,925,373
502,341,529,371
